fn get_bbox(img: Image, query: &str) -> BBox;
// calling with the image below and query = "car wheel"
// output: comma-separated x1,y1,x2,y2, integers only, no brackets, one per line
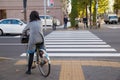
0,29,3,36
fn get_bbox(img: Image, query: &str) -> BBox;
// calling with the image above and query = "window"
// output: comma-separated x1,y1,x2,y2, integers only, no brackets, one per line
109,16,118,19
46,16,51,19
0,20,11,24
39,15,52,19
39,16,45,19
11,20,21,24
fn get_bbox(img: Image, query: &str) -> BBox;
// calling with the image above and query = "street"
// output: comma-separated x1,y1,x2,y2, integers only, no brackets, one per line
0,24,120,80
0,24,120,59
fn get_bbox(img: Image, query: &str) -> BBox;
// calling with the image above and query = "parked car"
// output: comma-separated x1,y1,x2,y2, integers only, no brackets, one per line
39,15,60,26
0,18,26,35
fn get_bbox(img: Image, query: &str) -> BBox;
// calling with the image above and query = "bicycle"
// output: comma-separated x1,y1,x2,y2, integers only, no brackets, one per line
25,43,51,77
21,32,50,77
35,43,51,77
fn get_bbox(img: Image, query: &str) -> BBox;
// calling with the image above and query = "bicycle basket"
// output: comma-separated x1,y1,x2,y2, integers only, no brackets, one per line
21,35,29,43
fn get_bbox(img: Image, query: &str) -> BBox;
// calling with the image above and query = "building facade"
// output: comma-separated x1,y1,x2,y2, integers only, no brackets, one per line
0,0,64,24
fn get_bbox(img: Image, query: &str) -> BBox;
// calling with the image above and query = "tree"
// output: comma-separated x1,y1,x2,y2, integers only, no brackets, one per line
69,0,109,28
69,0,79,27
97,0,109,14
92,0,108,27
114,0,120,14
70,0,90,27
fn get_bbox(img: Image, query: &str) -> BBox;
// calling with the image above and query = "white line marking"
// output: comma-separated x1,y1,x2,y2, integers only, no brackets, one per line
45,37,100,39
46,48,116,52
21,53,27,56
46,35,98,37
46,40,103,42
0,36,20,38
46,45,111,47
46,42,106,45
106,26,120,29
0,43,26,46
48,53,120,57
21,53,120,57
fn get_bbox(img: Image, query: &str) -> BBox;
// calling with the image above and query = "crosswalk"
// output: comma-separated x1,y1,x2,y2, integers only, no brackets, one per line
20,30,120,57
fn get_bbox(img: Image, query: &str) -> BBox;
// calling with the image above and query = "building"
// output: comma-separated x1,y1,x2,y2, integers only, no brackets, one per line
0,0,64,24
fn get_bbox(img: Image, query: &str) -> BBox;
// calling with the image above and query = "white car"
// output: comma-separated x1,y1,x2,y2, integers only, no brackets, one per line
0,18,26,35
104,14,118,24
39,15,60,26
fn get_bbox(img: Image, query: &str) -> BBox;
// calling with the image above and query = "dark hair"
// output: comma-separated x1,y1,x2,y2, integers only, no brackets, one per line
29,11,40,22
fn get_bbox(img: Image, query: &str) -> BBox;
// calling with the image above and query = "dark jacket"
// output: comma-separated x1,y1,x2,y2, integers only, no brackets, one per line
64,17,68,24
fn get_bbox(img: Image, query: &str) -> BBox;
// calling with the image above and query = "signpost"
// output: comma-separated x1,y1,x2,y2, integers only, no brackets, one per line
44,0,47,30
44,0,54,30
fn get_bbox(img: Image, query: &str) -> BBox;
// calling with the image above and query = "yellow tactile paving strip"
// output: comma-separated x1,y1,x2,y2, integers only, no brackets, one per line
59,62,85,80
15,60,120,80
0,57,14,60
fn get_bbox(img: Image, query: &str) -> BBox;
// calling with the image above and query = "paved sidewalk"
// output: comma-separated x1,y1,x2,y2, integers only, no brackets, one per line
1,58,120,80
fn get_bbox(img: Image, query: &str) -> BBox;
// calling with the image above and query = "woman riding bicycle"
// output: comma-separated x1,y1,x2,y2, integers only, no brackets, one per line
22,11,46,75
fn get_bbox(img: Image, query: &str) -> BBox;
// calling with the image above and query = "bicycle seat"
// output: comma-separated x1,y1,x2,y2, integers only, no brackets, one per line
36,42,43,48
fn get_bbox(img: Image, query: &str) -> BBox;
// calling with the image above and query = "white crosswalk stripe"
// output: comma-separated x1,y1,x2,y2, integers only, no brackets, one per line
20,30,120,57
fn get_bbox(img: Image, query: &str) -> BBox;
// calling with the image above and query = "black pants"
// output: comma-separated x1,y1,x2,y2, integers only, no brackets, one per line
27,53,34,72
52,24,56,30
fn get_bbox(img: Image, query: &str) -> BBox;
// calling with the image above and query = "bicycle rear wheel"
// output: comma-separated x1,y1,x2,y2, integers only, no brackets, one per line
37,49,51,77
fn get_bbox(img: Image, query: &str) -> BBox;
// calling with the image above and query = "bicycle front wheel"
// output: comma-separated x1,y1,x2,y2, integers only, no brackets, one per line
37,51,51,77
38,61,51,77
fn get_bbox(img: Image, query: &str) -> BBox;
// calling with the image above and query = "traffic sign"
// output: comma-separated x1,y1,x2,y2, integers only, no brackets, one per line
47,0,54,7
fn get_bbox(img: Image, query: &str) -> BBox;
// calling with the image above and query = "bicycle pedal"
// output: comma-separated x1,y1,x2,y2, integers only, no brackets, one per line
40,60,47,66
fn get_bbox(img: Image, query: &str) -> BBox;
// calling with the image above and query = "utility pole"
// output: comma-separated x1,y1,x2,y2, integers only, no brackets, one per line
23,0,27,21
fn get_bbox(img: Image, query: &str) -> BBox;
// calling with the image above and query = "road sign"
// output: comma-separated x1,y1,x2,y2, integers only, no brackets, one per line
47,0,54,7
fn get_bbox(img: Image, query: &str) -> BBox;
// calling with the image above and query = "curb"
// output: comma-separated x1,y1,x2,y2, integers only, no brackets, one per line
0,57,14,61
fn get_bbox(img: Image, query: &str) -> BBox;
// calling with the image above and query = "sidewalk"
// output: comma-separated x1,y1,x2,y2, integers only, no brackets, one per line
1,57,120,80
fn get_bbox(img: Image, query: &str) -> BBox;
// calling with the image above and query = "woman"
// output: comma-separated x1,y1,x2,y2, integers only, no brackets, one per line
22,11,46,75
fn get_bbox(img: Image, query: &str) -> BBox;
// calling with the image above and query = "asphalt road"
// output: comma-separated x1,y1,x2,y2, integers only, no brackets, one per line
0,24,120,60
0,28,53,58
91,24,120,52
